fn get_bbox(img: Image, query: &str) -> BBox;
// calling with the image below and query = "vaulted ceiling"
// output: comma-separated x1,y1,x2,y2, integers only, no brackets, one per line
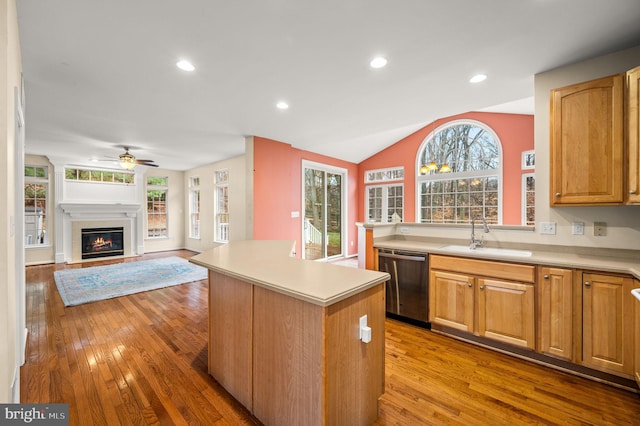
17,0,640,170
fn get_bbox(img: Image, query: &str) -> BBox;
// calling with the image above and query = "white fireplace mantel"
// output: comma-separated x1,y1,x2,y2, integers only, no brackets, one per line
60,202,141,218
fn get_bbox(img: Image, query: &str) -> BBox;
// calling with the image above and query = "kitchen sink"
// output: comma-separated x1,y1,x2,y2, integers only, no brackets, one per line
440,245,533,258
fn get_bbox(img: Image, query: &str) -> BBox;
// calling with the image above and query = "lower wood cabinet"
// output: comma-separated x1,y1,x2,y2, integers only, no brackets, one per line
635,284,640,387
538,267,573,361
580,272,634,376
429,255,536,350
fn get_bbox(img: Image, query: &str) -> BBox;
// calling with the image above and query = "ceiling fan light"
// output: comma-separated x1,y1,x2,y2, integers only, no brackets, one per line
119,152,136,170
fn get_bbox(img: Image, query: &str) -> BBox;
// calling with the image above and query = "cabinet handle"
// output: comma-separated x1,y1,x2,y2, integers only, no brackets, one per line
467,283,472,288
543,275,549,279
555,193,561,197
480,285,485,290
584,281,591,287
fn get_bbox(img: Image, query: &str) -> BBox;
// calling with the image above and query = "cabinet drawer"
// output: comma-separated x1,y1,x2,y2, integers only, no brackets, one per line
430,255,535,283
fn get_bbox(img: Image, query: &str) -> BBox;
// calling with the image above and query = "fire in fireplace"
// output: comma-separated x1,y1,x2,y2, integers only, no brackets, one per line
81,227,124,259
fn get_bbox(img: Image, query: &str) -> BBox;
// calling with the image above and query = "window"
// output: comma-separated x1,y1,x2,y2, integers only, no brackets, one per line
24,165,48,246
189,177,200,239
215,170,229,242
65,167,134,184
147,176,168,238
366,184,404,223
365,167,404,183
522,173,535,226
417,120,502,224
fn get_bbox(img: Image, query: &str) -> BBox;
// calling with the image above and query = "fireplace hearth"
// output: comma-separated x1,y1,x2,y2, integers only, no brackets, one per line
81,227,125,259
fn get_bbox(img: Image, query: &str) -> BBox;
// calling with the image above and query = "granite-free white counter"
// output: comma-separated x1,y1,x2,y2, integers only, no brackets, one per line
374,237,640,280
190,240,390,307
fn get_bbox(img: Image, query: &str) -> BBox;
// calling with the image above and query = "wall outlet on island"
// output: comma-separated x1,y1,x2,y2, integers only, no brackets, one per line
539,222,557,235
400,227,409,234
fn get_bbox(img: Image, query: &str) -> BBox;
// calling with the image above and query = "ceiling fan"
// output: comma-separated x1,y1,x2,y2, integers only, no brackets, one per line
117,147,158,169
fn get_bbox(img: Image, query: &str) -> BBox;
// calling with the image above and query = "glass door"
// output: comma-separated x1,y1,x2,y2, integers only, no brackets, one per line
303,162,345,260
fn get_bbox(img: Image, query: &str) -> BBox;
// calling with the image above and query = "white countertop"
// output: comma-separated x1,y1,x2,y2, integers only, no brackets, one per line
190,240,390,307
375,238,640,280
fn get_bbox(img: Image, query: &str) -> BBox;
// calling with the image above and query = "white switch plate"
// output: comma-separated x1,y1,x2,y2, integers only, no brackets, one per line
571,222,584,235
540,222,556,235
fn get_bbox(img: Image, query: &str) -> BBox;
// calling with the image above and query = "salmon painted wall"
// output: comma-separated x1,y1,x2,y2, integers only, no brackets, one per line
357,112,534,224
253,137,359,257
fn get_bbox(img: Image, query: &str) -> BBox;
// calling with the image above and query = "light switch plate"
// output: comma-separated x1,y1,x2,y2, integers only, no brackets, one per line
540,222,556,235
571,222,584,235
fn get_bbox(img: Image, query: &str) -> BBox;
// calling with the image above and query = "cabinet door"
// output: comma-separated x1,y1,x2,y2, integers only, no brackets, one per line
550,74,624,205
628,66,640,203
582,273,634,376
429,270,474,332
477,278,535,349
538,267,573,360
635,281,640,387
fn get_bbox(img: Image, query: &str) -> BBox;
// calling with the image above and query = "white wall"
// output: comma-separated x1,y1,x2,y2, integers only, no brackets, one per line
1,0,22,403
184,154,247,253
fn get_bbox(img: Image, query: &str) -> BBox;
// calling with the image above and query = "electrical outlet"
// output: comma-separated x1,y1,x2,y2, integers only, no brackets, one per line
571,222,584,235
539,222,557,235
400,227,409,234
594,222,607,236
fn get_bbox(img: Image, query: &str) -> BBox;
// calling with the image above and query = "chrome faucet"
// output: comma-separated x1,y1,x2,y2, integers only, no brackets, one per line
470,216,490,249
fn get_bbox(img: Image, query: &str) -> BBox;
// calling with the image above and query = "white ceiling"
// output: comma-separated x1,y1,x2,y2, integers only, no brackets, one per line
16,0,640,171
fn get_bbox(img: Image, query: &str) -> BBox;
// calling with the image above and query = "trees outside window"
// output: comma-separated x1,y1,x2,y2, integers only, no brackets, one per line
189,177,200,239
417,120,502,224
214,170,229,242
146,176,168,238
24,166,48,245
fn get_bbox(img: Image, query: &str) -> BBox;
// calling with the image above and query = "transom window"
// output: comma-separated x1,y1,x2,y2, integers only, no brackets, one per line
417,120,502,224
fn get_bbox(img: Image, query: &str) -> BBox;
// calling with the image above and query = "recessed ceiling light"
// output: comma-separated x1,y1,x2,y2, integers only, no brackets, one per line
176,60,195,72
470,74,487,83
276,101,289,110
370,57,388,69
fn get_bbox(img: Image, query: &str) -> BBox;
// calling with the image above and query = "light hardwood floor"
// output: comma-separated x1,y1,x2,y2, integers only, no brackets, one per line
21,250,640,425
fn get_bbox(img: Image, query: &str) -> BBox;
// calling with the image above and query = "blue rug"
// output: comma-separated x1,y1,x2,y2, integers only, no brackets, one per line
53,256,208,306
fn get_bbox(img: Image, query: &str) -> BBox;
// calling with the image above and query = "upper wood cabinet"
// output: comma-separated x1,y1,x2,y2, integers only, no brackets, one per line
627,66,640,203
550,74,625,205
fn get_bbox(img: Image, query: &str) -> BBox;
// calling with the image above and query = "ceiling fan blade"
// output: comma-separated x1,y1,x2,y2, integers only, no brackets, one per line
135,161,159,167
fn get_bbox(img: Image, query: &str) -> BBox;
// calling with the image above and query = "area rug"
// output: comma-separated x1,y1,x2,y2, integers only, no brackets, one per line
53,256,208,306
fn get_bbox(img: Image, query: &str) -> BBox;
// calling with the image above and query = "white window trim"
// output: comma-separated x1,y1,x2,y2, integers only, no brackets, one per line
24,166,49,247
364,166,404,183
521,172,535,226
146,177,169,239
189,177,201,240
365,183,404,223
415,119,504,224
214,169,229,243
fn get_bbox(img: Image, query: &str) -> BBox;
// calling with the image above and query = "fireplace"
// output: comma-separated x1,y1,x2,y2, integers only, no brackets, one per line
81,227,125,259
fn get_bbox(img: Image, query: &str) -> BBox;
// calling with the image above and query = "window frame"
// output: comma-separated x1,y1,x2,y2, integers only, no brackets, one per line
365,183,404,223
214,169,229,243
415,119,503,224
146,176,169,239
522,172,535,226
189,177,201,239
24,165,49,247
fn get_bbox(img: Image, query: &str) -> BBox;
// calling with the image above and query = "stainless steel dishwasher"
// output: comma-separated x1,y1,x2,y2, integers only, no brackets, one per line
378,249,429,328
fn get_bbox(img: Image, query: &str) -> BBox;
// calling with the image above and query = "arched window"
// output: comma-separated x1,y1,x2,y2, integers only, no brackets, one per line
416,120,502,224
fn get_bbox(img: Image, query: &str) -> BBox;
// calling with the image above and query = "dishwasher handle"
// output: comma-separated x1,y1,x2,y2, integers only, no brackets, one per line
378,252,426,262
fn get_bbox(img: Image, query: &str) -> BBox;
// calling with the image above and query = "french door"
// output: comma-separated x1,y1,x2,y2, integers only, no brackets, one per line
302,161,346,261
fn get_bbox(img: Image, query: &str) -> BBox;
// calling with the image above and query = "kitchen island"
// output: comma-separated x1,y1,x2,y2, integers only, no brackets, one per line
189,240,390,426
